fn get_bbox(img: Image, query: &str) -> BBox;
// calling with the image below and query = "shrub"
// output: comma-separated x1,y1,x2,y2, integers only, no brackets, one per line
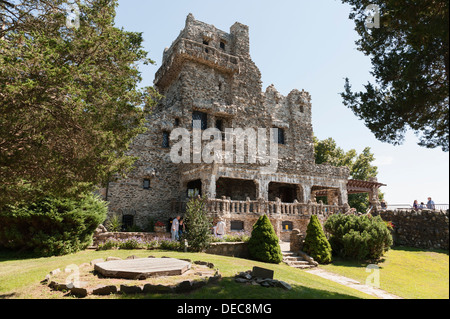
247,214,282,264
324,214,393,261
303,215,332,264
0,194,107,256
105,214,122,232
182,196,212,252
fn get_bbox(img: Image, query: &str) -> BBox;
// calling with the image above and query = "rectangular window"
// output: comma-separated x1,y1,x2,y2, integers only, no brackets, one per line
230,220,244,231
162,131,170,148
220,41,226,50
143,179,150,189
192,111,208,130
274,127,285,145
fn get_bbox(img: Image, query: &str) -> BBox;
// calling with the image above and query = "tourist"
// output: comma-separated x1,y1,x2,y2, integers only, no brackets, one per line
419,202,425,209
167,217,173,233
178,218,185,238
413,200,419,210
171,216,180,241
215,218,226,238
426,197,436,210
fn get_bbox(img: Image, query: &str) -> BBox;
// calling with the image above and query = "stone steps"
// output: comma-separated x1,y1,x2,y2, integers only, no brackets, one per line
282,251,317,269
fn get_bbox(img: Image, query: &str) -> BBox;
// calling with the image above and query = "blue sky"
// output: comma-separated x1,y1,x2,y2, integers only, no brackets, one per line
115,0,449,205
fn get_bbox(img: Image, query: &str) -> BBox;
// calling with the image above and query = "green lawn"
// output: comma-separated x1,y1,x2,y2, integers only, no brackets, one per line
0,249,373,299
1,247,447,299
320,246,449,299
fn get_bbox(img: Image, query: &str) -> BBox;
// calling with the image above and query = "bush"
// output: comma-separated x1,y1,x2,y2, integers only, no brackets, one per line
182,196,212,252
247,214,282,264
0,194,107,256
324,214,393,261
303,215,332,264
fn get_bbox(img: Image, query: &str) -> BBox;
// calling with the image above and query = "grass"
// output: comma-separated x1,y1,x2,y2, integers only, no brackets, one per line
0,249,374,299
319,246,449,299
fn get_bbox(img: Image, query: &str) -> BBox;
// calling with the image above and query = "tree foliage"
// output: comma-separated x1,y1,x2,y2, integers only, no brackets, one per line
341,0,449,151
0,193,107,256
182,196,213,252
314,136,382,213
303,215,332,264
0,0,159,208
247,214,282,264
324,213,393,261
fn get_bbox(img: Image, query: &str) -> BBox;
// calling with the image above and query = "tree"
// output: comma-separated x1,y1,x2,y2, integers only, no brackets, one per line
0,0,160,208
182,196,212,252
341,0,449,152
247,214,282,264
303,215,332,264
314,136,382,212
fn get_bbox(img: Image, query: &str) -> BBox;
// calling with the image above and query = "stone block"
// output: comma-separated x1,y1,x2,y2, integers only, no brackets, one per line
252,266,274,280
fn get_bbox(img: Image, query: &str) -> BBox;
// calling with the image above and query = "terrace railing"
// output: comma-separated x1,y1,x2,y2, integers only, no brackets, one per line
172,197,345,218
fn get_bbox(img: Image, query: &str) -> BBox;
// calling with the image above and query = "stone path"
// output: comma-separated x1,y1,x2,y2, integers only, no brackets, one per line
304,268,402,299
279,241,402,299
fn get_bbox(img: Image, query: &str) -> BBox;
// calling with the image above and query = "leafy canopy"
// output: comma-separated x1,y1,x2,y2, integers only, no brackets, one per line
0,0,160,208
341,0,449,152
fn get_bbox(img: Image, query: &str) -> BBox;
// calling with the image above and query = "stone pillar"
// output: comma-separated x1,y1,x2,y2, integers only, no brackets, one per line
256,179,269,201
327,190,339,206
202,176,216,199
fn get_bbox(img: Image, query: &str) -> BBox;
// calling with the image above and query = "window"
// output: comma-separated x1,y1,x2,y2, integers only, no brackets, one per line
220,41,226,50
274,127,285,145
162,131,170,148
192,111,208,130
143,179,150,189
230,220,244,231
122,215,134,231
174,118,180,127
203,39,209,46
216,118,225,140
282,221,293,231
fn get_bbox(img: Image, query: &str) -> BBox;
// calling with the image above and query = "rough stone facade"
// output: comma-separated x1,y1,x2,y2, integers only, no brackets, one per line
376,209,449,250
106,14,351,237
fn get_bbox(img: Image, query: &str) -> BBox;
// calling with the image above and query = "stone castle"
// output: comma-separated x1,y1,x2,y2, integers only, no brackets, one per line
105,14,384,239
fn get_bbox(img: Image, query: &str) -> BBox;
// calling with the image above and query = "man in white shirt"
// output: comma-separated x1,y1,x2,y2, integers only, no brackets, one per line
216,218,226,238
172,216,180,240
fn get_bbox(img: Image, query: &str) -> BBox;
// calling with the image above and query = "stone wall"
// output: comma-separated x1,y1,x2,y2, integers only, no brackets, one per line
376,210,449,250
205,242,249,259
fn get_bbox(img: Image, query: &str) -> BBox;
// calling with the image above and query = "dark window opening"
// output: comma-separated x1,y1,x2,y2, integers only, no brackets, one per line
220,41,226,50
230,220,244,231
122,215,134,231
282,221,293,231
174,118,180,127
203,39,209,45
187,180,202,198
143,179,150,189
216,118,225,140
274,127,285,145
162,131,170,148
192,111,208,130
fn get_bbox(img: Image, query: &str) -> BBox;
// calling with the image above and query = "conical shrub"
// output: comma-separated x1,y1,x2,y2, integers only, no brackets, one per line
247,214,282,264
303,215,332,264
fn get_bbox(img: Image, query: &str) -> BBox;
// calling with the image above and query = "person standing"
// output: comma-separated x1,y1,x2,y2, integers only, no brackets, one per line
426,197,436,210
413,200,419,210
178,218,185,239
216,218,226,238
172,216,180,241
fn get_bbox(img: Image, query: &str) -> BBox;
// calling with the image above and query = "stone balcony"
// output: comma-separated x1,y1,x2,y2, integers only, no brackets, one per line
154,38,241,89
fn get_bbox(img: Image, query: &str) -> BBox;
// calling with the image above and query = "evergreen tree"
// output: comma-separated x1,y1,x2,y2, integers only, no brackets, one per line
182,196,212,252
341,0,449,151
0,0,160,208
303,215,332,264
247,214,282,264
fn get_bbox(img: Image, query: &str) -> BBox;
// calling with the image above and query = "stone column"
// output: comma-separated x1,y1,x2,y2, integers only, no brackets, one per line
202,176,217,199
255,179,270,201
